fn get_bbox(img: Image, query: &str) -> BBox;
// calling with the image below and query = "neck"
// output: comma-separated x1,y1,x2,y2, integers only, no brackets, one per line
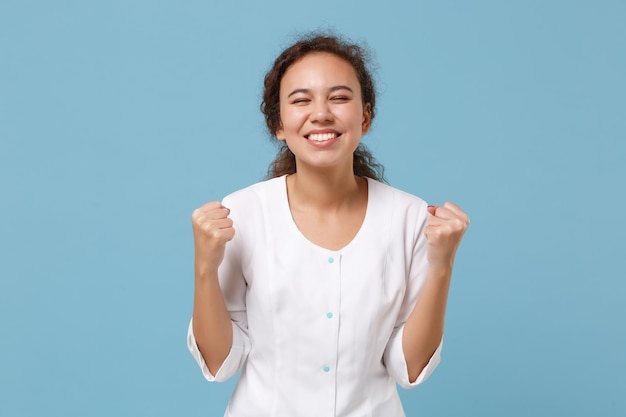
286,164,364,210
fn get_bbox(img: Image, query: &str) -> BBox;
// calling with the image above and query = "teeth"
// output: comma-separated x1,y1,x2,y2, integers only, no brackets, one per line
307,133,337,142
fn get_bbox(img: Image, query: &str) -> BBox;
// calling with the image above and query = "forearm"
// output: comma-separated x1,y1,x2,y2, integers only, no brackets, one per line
402,265,452,382
192,257,233,376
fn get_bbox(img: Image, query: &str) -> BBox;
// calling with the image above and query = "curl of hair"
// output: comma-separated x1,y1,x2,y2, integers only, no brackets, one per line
261,33,386,183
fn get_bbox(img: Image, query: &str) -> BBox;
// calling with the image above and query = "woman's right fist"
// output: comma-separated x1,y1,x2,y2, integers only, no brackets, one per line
191,201,235,271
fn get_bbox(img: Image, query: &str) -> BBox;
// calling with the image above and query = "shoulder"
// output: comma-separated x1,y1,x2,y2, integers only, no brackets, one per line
221,176,285,208
367,178,428,211
366,178,430,239
218,177,286,248
220,176,286,229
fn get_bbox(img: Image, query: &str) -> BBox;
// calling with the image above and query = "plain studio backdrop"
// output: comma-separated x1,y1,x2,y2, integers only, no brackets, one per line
1,1,624,416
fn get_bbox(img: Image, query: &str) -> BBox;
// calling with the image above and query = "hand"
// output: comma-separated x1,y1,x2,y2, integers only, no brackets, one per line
191,201,235,272
425,202,470,270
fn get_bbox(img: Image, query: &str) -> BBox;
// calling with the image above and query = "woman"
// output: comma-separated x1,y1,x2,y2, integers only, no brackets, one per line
188,34,469,417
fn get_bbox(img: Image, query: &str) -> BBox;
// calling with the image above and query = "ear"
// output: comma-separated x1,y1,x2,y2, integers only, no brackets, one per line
276,122,286,141
362,103,372,134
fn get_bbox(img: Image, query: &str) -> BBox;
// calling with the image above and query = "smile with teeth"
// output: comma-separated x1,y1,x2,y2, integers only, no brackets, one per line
306,132,340,142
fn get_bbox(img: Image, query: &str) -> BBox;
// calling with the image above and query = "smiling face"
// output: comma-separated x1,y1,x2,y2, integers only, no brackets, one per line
276,52,371,173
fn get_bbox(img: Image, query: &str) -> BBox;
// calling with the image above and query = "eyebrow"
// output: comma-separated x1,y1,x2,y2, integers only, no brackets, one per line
287,85,354,98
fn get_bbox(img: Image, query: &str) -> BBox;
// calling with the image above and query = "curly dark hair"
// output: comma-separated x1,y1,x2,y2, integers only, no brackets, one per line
261,33,386,182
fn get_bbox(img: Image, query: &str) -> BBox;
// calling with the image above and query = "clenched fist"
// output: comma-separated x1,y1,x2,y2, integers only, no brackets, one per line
191,201,235,272
425,202,470,270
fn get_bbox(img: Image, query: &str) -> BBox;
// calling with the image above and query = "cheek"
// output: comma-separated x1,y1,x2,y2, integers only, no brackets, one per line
281,110,306,129
344,108,366,128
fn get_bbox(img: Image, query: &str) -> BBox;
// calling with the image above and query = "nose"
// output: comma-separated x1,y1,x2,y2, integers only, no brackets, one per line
310,99,333,123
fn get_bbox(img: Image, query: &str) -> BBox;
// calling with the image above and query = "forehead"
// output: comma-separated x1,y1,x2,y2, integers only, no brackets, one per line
280,52,360,92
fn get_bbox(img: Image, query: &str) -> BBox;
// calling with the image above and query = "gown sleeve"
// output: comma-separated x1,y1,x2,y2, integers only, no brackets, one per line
383,202,443,389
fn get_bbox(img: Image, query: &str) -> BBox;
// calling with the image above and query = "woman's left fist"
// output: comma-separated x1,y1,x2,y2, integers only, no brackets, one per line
425,202,470,270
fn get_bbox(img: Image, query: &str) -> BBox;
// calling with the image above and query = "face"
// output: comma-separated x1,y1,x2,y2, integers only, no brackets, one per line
276,53,371,172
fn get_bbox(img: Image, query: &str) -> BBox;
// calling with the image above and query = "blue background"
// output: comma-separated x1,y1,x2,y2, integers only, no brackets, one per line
1,1,624,416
